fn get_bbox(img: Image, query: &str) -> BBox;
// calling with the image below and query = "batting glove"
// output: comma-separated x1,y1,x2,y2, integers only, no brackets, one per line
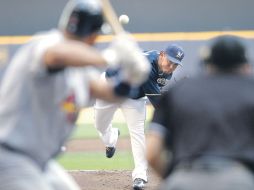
102,33,151,86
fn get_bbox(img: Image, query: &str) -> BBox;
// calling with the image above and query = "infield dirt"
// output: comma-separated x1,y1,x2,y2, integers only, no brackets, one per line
67,138,161,190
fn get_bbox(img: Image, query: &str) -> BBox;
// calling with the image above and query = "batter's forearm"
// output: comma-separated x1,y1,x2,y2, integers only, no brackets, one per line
89,80,125,103
44,41,107,69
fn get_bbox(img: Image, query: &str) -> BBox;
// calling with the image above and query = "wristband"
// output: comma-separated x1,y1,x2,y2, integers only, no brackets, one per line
113,81,131,97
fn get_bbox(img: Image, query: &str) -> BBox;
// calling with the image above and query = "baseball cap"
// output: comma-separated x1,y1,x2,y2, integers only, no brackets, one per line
202,35,247,69
165,44,185,65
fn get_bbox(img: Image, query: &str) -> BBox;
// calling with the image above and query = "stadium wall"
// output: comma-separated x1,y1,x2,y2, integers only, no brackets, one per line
0,0,254,81
0,0,253,35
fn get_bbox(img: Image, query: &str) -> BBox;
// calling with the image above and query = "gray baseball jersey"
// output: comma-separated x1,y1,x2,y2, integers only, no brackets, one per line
0,30,90,169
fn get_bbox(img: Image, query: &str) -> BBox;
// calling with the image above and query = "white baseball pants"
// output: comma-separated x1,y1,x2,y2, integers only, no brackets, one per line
94,97,148,182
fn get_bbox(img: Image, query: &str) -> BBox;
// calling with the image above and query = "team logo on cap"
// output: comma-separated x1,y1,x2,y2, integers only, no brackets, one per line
176,51,184,59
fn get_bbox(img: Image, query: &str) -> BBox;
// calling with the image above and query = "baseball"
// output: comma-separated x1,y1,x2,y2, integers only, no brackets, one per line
119,14,129,24
61,146,67,152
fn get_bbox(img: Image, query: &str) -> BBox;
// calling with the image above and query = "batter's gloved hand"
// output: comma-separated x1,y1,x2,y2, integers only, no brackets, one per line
102,33,151,86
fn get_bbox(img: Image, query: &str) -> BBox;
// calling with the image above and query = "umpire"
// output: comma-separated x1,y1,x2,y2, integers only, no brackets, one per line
146,35,254,190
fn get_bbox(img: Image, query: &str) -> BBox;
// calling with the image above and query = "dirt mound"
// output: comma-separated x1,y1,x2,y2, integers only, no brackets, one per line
69,170,161,190
66,137,162,190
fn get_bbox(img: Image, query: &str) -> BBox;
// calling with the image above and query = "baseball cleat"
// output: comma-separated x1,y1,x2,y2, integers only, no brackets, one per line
106,147,116,158
133,178,146,190
105,129,120,158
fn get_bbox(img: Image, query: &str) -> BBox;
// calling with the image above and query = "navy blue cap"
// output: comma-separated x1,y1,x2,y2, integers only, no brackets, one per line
165,44,184,65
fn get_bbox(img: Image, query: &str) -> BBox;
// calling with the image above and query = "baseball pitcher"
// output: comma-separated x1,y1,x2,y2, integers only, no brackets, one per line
94,44,185,190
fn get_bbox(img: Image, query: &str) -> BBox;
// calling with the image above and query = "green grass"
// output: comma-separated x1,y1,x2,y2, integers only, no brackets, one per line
72,123,130,139
72,122,150,139
57,151,134,170
58,106,154,170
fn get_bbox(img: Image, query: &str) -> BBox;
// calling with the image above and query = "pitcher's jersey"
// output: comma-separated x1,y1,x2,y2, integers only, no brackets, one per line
0,30,90,168
106,50,172,108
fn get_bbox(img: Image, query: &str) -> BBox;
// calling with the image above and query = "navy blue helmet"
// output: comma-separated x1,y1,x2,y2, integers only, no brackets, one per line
59,0,104,37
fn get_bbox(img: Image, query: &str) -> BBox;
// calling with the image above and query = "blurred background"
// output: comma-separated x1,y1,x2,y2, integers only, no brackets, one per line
0,0,254,171
1,0,254,35
1,0,254,81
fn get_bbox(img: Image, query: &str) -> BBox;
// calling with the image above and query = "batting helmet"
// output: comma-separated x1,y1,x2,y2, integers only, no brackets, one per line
59,0,104,37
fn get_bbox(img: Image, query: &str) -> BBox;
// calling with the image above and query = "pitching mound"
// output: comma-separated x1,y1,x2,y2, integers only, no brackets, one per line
69,170,161,190
66,132,161,190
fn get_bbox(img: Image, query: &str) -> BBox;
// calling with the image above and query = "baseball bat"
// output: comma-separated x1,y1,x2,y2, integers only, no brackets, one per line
101,0,124,34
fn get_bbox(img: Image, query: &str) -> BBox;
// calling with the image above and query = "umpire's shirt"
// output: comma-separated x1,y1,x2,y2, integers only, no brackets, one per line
106,50,172,109
151,73,254,177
